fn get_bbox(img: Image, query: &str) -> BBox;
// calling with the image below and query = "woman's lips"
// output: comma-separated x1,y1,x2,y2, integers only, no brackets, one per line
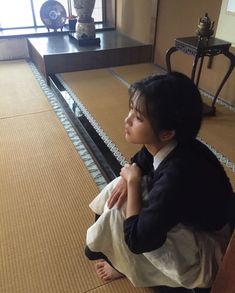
124,128,129,135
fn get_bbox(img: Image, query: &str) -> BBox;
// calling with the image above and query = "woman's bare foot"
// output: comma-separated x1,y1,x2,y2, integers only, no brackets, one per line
95,260,124,281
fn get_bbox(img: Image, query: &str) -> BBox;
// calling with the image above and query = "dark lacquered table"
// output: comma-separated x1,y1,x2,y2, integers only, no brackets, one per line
27,30,152,84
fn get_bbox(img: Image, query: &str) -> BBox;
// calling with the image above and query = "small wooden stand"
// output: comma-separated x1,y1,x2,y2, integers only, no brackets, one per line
166,37,235,116
69,33,100,46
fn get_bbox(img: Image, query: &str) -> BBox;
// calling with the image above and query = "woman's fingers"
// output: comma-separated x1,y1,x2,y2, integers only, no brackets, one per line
116,194,127,209
107,190,119,208
107,178,127,209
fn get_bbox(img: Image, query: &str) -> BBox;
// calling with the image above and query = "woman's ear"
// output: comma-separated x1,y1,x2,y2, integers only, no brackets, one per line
159,130,176,142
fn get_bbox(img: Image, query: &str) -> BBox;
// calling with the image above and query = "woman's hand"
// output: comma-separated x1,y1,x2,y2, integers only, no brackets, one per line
120,163,142,185
120,163,142,218
107,177,127,209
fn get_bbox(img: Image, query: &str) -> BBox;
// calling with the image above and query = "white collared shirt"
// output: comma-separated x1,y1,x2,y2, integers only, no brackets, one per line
153,141,177,171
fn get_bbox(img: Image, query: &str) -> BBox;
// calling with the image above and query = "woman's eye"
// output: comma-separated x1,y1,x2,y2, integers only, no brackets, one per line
136,114,143,122
129,108,144,122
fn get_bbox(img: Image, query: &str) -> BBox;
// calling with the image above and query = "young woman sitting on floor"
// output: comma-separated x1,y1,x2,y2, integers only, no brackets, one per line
85,72,234,292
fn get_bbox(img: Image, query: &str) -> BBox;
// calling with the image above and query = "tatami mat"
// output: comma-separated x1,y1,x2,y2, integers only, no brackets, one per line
59,68,141,161
110,63,164,84
3,59,233,292
200,104,235,163
59,64,235,190
0,60,51,118
1,60,155,293
0,111,101,293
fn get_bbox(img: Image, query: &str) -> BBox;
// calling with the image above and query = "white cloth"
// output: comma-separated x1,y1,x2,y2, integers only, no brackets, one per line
86,176,230,288
86,143,229,287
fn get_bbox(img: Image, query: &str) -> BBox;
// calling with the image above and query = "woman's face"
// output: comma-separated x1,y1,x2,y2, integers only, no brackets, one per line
124,92,158,146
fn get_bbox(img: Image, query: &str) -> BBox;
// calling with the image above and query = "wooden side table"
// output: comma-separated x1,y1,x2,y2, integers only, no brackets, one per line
166,37,235,115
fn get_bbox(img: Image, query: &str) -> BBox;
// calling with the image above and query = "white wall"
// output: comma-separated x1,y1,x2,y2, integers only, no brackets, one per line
116,0,155,44
216,0,235,47
0,38,29,60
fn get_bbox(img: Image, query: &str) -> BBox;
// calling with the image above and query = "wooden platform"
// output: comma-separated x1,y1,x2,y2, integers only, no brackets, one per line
27,31,152,84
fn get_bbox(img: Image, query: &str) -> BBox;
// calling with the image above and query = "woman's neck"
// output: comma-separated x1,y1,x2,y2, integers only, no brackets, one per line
145,140,175,156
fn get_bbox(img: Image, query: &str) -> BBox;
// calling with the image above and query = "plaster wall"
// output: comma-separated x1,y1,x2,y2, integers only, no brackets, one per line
116,0,155,44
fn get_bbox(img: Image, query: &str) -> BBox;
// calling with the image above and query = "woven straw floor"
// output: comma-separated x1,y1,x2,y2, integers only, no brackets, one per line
58,68,140,161
0,60,153,293
59,64,235,190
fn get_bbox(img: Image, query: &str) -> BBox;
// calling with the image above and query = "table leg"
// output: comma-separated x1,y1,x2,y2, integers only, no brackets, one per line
165,46,177,72
191,55,200,82
211,51,235,109
195,56,204,87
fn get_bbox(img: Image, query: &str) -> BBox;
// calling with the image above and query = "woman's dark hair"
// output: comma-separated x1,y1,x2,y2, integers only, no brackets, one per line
129,71,203,144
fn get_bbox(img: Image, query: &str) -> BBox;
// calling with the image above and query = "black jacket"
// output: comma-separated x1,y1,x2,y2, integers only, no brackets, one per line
124,139,234,254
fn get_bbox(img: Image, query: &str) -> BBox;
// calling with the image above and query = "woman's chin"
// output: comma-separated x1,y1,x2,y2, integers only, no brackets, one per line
125,135,132,143
125,135,137,144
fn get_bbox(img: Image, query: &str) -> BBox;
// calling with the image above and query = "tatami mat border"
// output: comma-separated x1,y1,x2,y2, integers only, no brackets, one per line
107,65,166,86
28,60,107,190
107,68,130,87
200,90,235,113
56,73,128,166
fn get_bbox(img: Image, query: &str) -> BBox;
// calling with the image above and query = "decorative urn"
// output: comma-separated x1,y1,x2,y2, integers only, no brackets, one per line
196,13,215,40
73,0,96,39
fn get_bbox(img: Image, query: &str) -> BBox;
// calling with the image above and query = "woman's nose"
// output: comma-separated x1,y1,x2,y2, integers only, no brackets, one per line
125,112,132,124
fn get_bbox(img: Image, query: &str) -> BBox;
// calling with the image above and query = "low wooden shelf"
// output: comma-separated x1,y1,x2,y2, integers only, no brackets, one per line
28,30,152,84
